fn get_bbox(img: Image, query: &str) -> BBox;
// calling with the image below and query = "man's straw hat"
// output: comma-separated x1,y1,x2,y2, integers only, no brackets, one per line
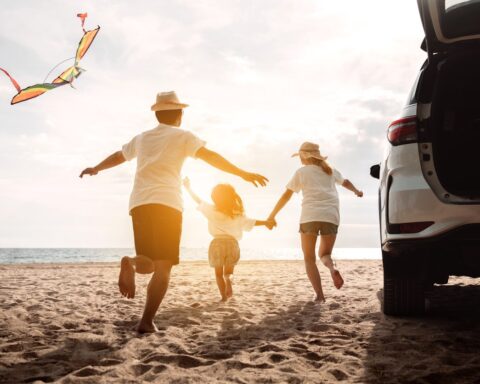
291,142,327,161
151,91,189,111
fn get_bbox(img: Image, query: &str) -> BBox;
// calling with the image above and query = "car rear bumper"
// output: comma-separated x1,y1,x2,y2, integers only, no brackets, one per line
383,224,480,280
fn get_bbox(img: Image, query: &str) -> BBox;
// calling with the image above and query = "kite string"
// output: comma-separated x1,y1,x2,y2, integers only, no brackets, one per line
42,12,88,83
43,57,75,83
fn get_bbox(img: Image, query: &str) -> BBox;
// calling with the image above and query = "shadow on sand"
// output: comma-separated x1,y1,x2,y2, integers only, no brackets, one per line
362,283,480,384
0,301,326,383
0,334,131,383
154,300,328,365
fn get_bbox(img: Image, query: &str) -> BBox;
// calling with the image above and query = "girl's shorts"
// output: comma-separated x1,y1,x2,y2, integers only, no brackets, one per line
208,237,240,268
299,221,338,236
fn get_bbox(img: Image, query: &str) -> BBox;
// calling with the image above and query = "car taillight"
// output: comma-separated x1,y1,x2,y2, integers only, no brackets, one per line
388,221,434,234
387,116,417,145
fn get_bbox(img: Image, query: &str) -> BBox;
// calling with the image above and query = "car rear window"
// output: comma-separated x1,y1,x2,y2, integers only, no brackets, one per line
406,72,421,106
442,0,480,38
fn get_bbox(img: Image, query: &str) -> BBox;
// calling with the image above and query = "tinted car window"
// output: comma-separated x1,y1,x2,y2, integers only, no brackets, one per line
442,0,480,38
406,72,421,106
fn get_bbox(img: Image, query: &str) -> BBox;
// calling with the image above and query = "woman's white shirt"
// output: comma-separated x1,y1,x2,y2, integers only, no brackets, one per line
286,165,344,225
197,201,256,240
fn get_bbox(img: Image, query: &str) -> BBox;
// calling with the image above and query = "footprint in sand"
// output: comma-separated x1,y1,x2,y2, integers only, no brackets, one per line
22,351,38,359
63,322,78,330
1,343,24,352
201,351,231,360
143,353,214,369
258,343,283,353
329,302,341,310
332,315,343,323
152,364,168,373
311,324,331,332
304,351,321,361
328,368,349,381
269,353,289,363
225,361,273,370
133,363,152,375
74,367,103,377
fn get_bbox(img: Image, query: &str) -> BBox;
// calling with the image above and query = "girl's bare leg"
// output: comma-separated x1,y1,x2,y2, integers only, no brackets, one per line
318,234,344,289
301,233,325,301
214,266,227,301
119,255,155,299
224,265,235,298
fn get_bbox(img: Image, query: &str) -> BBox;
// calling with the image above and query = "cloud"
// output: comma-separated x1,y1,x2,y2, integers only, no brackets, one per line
0,0,427,248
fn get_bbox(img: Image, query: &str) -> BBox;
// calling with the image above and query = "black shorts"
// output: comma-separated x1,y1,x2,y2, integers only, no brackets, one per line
131,204,182,264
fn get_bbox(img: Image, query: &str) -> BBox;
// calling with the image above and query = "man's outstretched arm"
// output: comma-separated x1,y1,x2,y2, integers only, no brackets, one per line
195,147,268,187
79,151,126,178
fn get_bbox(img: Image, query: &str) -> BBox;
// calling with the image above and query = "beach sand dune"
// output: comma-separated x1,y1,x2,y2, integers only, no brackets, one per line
1,260,480,383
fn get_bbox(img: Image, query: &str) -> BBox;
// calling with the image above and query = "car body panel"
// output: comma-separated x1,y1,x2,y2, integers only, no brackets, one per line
379,101,480,246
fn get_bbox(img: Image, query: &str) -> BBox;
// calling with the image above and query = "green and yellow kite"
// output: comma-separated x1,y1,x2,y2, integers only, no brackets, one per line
0,13,100,105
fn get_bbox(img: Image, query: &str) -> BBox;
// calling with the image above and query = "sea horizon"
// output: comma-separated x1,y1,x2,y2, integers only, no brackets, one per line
0,247,381,264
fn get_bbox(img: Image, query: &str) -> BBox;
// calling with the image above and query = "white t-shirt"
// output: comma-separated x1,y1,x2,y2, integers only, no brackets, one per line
197,201,256,240
286,165,345,225
122,123,206,213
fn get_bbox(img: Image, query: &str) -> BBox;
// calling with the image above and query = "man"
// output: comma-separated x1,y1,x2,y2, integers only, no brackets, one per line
80,91,268,333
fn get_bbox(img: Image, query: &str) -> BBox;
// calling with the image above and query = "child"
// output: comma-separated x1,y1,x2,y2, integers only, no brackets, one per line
268,142,363,302
183,177,273,301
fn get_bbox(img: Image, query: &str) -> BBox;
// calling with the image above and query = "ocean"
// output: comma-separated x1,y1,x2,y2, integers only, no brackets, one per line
0,248,381,264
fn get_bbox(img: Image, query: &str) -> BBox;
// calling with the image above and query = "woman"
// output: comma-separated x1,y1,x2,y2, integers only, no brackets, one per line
268,142,363,302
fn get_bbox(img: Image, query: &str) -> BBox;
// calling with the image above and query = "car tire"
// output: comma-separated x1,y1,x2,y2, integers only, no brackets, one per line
383,275,425,316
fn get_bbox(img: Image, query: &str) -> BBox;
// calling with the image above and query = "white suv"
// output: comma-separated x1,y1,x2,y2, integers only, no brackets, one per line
371,0,480,315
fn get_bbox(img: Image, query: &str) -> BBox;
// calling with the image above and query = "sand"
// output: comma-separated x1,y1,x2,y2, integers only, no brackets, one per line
1,260,480,383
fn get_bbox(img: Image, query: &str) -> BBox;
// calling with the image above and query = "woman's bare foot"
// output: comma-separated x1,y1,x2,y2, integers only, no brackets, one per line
314,295,326,303
136,321,158,334
331,269,344,289
225,276,233,298
119,256,136,299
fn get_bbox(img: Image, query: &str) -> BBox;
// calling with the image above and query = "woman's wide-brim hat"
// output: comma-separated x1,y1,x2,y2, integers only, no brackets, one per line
151,91,189,111
291,141,327,161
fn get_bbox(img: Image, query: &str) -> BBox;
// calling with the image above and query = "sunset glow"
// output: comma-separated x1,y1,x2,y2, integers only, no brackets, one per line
0,1,425,248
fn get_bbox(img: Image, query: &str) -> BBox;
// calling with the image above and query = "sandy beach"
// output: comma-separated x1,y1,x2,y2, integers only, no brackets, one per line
1,260,480,383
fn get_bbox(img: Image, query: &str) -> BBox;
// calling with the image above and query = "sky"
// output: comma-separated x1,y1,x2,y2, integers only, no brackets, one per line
0,1,426,249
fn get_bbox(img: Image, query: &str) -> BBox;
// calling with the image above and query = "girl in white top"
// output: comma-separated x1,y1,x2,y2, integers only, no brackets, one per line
183,177,273,301
268,142,363,302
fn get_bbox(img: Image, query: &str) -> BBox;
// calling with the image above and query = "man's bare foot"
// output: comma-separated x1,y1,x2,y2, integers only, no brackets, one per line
331,269,344,289
119,256,136,299
136,321,158,334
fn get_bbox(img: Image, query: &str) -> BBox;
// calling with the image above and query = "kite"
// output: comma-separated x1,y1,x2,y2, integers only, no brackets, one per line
0,13,100,105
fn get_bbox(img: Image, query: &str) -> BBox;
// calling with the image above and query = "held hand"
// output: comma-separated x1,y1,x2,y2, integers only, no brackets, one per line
356,190,364,198
79,167,98,178
241,172,269,187
183,177,191,188
266,219,277,230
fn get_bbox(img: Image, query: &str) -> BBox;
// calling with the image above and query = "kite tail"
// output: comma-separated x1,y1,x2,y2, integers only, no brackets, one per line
77,12,88,33
0,67,21,93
